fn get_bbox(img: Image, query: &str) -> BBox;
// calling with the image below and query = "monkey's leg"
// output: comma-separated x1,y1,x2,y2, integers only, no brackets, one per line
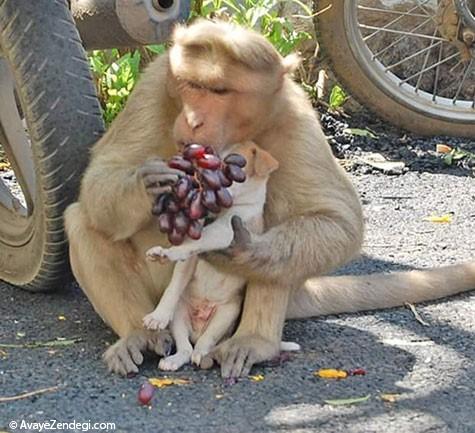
191,301,241,368
158,303,193,371
143,256,198,330
213,282,290,378
65,204,172,375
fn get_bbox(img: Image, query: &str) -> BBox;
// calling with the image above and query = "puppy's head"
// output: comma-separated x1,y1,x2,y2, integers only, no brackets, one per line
231,141,279,179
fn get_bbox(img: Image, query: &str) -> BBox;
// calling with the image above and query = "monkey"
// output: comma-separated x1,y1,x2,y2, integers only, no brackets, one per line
64,19,475,378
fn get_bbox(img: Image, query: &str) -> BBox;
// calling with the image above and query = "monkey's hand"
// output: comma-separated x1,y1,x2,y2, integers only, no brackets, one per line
201,215,262,276
136,158,183,203
202,215,252,258
211,334,279,378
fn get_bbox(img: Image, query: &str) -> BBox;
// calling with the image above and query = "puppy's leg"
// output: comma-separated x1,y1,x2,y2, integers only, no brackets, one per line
158,302,193,371
143,256,198,330
191,301,241,368
147,216,235,262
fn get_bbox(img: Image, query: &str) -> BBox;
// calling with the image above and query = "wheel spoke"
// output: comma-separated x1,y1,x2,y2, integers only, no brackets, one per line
357,5,430,18
452,59,474,104
372,16,437,58
360,24,445,42
385,41,443,71
399,51,460,84
362,0,433,42
415,29,440,91
432,42,444,101
0,59,35,210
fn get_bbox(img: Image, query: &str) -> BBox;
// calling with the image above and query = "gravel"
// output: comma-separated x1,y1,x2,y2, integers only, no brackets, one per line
0,108,474,433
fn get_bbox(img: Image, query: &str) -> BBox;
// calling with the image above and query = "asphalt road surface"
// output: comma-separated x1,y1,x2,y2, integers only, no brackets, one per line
1,125,474,433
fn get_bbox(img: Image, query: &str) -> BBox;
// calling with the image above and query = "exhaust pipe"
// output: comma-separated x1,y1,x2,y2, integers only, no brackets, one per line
71,0,190,50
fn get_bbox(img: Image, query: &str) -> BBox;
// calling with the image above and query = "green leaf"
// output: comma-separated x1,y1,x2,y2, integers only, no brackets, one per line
329,85,347,108
147,44,166,55
324,395,371,406
343,128,378,139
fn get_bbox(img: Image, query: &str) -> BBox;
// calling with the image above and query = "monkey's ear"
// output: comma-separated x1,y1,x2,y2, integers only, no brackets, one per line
252,147,279,177
282,53,301,74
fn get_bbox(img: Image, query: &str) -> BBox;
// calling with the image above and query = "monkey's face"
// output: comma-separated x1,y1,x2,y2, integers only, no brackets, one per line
168,20,295,152
172,80,275,152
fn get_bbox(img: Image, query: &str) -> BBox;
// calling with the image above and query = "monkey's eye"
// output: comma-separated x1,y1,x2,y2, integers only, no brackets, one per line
188,81,206,90
209,87,230,95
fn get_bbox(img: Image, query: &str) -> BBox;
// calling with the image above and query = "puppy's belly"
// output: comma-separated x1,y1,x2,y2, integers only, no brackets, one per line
185,260,245,340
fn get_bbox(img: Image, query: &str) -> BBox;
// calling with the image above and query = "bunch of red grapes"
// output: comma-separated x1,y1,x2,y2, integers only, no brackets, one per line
152,144,247,245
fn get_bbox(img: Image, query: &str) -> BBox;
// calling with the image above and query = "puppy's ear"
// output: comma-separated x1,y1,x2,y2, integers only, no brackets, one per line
252,147,279,177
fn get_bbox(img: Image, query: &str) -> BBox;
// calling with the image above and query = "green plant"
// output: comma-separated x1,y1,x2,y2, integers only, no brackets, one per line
88,45,166,125
329,84,348,109
196,0,312,56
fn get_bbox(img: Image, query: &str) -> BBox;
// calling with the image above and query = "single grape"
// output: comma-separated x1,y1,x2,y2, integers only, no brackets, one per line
197,154,221,170
217,170,232,187
181,189,196,209
226,164,246,183
201,169,222,190
187,220,203,240
189,191,206,220
166,197,181,213
175,176,192,199
152,193,169,216
158,213,173,233
216,187,233,208
168,157,195,174
183,144,206,160
138,382,155,405
174,211,190,235
224,153,247,167
168,228,184,245
201,189,221,213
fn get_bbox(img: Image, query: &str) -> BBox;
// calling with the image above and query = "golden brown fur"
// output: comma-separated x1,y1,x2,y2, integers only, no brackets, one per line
65,19,475,378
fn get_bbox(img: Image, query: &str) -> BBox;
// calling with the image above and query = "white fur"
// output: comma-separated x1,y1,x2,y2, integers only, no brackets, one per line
143,166,298,371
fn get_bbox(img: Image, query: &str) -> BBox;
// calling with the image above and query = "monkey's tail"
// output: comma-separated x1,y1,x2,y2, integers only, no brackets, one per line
287,261,475,319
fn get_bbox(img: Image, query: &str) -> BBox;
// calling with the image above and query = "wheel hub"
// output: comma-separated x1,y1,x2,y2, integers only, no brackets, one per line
436,0,475,60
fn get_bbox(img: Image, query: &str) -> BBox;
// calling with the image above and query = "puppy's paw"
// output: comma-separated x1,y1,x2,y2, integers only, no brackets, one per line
280,341,301,351
146,246,191,262
146,246,170,263
158,352,190,371
143,310,172,331
191,349,214,369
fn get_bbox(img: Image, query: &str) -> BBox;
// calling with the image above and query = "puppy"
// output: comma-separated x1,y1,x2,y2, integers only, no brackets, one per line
143,142,300,371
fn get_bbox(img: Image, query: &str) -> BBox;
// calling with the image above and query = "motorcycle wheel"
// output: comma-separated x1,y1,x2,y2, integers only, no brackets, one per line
0,0,104,291
317,0,475,137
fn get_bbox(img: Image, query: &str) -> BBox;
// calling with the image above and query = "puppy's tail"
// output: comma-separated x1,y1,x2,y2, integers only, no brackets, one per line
287,261,475,318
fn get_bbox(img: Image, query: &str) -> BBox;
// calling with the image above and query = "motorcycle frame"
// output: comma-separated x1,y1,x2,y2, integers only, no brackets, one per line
70,0,191,50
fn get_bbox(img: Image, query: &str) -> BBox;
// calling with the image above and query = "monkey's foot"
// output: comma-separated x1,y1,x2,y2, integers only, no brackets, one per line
158,352,191,371
103,330,173,376
143,309,172,331
212,335,279,378
146,245,192,262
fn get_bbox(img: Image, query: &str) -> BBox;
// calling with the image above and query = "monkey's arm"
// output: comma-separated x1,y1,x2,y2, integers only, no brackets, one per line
79,156,180,241
208,210,363,287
